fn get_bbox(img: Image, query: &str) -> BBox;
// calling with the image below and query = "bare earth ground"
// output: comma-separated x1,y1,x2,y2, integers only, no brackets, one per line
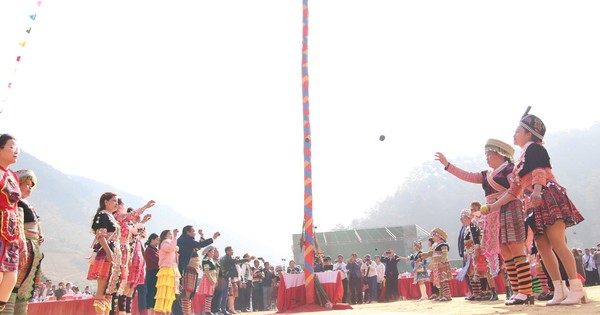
259,285,600,315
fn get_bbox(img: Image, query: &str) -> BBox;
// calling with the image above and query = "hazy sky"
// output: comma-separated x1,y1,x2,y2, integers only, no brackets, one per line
2,1,600,262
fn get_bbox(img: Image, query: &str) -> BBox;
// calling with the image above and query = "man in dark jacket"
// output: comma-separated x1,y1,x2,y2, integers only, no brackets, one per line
221,247,254,314
381,250,402,302
346,253,363,304
174,225,220,315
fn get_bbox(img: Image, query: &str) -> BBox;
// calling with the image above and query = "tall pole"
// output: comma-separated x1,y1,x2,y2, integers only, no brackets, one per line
301,0,315,305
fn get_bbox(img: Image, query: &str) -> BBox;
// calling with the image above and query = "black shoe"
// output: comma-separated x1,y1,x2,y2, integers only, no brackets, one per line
537,292,553,301
505,295,534,305
489,290,499,301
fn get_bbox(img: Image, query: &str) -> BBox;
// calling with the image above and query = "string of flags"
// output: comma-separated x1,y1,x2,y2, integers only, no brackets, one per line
0,1,42,113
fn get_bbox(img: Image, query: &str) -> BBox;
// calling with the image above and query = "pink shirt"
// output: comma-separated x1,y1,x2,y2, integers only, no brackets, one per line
158,239,179,268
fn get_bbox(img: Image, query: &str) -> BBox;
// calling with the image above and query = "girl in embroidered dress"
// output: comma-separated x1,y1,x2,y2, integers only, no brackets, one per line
512,111,586,305
9,170,43,315
88,192,122,315
436,139,533,305
155,229,180,315
128,213,151,315
197,245,218,315
408,241,430,300
0,135,23,312
422,228,452,302
113,199,155,315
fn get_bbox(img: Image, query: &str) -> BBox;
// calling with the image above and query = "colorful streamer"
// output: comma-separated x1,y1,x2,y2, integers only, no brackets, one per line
301,0,316,305
0,1,42,111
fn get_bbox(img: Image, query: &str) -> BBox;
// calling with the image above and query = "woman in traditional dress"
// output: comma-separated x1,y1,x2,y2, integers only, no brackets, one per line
198,245,218,315
511,112,586,305
155,229,180,315
88,192,122,315
422,228,452,301
113,199,155,315
436,139,533,305
408,241,430,300
0,134,22,312
144,233,160,315
10,170,43,315
128,213,151,315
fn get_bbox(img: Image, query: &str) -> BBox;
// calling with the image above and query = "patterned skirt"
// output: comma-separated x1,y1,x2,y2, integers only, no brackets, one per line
86,242,122,295
87,246,113,280
17,232,44,300
430,261,452,288
181,267,199,299
127,250,145,286
525,181,584,238
197,274,217,296
412,262,430,284
154,266,180,313
498,199,526,245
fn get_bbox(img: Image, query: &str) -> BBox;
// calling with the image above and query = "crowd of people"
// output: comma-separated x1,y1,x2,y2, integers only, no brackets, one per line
28,280,93,302
0,109,594,315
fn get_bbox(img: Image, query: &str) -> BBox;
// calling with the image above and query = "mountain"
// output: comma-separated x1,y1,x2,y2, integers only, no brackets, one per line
346,123,600,259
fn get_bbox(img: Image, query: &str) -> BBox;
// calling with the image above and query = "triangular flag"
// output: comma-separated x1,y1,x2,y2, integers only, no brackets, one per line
16,56,21,62
8,83,12,88
26,28,31,33
19,42,26,47
29,14,37,21
37,1,42,6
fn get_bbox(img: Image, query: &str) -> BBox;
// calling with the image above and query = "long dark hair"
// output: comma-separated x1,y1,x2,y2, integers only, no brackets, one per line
159,229,170,249
97,192,117,213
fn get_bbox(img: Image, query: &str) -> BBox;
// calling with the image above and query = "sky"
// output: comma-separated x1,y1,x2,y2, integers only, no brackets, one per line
1,1,600,263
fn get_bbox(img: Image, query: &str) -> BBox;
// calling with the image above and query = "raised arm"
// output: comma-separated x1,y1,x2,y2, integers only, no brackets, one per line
435,152,483,184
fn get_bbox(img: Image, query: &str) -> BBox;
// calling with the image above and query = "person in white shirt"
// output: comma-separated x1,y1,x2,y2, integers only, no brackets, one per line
374,255,386,302
583,248,597,286
361,255,379,303
333,255,348,303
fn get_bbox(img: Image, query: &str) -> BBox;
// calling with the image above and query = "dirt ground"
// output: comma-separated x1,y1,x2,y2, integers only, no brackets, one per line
261,285,600,314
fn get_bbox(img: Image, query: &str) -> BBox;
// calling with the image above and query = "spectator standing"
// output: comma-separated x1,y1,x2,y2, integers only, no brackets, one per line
262,262,275,311
154,229,180,315
143,233,159,315
332,255,348,303
595,245,600,284
361,255,378,304
572,248,585,280
583,248,596,286
381,250,402,302
251,259,264,311
346,253,363,305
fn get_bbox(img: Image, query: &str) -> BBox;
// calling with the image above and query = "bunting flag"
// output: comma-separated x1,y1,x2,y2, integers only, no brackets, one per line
301,0,316,305
0,1,43,111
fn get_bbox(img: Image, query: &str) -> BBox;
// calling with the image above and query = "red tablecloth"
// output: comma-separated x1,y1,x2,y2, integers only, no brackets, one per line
396,274,506,300
28,298,95,315
276,271,344,313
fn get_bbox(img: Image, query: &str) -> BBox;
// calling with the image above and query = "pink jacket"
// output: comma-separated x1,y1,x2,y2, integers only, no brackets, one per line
158,239,179,268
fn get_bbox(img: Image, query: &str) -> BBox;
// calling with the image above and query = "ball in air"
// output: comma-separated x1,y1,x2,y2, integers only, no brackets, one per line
379,135,385,141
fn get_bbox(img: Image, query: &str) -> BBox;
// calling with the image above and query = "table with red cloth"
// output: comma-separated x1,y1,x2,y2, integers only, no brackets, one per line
391,274,506,300
27,298,95,315
276,271,344,313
